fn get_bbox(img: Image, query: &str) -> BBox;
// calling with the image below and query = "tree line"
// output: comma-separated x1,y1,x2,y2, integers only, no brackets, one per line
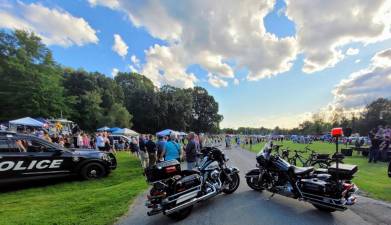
223,98,391,136
0,30,223,133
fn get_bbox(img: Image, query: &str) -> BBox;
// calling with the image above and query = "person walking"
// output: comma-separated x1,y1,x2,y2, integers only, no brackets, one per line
138,134,149,168
185,132,197,170
146,134,157,166
163,133,181,161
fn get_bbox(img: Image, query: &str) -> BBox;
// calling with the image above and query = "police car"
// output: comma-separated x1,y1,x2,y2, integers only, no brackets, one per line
0,131,117,184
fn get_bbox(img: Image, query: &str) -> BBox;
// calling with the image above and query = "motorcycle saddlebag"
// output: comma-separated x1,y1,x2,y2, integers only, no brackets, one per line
328,163,357,180
145,160,181,182
301,178,327,194
175,174,201,192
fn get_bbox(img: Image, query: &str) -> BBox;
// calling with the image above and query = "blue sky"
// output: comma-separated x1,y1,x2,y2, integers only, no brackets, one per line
1,0,391,128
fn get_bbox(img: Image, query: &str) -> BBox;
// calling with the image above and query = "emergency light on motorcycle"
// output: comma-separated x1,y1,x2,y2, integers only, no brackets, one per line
331,127,343,137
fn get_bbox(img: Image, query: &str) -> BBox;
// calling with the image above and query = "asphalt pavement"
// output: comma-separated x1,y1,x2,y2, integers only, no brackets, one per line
116,146,391,225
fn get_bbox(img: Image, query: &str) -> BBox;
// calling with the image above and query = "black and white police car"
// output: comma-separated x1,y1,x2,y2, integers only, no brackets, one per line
0,131,117,184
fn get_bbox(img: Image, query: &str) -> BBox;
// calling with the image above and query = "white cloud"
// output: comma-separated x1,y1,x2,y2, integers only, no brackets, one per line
0,2,98,47
88,0,119,9
131,55,140,66
141,44,197,88
208,73,228,88
286,0,391,73
233,78,240,85
111,68,119,78
346,48,360,56
91,0,298,85
129,55,140,72
332,48,391,109
112,34,128,58
355,59,361,63
92,0,391,87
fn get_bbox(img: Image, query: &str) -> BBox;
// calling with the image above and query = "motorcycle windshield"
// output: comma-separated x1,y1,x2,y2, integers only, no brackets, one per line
257,141,272,160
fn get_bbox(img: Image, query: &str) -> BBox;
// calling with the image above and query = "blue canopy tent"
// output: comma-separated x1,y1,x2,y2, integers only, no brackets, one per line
156,129,175,137
97,126,110,131
108,127,122,132
9,117,44,127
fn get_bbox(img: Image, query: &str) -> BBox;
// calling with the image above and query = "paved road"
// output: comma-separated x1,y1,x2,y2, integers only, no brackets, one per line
117,146,391,225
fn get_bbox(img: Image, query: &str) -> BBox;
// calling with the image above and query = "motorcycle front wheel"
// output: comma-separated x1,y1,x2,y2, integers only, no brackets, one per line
223,173,240,194
246,176,264,191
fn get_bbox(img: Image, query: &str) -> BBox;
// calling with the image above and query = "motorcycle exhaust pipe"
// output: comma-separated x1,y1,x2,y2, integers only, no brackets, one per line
164,185,217,215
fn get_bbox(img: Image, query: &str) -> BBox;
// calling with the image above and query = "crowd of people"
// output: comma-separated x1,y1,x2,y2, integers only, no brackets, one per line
134,132,205,170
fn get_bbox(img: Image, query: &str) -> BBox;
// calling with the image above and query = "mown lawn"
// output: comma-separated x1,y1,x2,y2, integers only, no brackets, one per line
0,152,148,225
243,141,391,202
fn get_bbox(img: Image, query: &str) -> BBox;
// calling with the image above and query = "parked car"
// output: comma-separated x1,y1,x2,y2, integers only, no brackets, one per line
0,131,116,184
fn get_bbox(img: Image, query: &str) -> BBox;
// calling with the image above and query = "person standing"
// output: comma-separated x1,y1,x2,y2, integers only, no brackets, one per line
369,133,381,163
146,134,157,166
185,132,197,170
139,134,149,168
163,133,181,161
156,136,166,162
96,133,105,150
77,133,83,148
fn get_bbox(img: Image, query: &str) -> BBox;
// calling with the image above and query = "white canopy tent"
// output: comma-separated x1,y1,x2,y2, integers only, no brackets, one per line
9,117,44,127
112,128,138,136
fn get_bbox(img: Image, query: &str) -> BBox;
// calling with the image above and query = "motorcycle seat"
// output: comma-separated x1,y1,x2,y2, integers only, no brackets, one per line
292,166,314,175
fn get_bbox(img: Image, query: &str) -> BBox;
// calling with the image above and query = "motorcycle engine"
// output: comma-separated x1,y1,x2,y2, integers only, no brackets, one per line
209,169,222,190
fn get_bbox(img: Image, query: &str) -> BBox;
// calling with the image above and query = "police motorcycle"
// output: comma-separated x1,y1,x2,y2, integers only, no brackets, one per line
245,141,358,212
145,146,240,220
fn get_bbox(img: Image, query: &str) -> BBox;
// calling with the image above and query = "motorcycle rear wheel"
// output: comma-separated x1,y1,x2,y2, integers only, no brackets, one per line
312,203,336,212
166,206,193,221
246,177,264,191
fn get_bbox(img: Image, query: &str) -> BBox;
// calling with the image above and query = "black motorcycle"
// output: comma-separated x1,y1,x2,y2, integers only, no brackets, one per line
145,147,240,220
245,142,358,212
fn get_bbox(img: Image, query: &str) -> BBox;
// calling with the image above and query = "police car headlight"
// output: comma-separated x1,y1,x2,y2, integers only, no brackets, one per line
101,154,110,161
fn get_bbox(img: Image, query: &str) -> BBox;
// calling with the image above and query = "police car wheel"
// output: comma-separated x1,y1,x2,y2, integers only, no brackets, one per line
81,163,106,180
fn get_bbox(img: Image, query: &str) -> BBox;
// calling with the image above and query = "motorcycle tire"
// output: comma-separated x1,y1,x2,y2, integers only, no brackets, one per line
312,203,336,212
166,206,193,221
246,177,264,191
223,173,240,194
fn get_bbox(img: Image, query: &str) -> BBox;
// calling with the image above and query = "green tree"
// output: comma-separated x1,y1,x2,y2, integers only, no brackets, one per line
78,90,103,131
103,103,133,128
190,87,223,133
0,30,67,120
115,72,158,133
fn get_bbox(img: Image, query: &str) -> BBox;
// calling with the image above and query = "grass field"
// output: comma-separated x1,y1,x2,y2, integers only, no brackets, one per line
243,141,391,202
0,152,148,225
